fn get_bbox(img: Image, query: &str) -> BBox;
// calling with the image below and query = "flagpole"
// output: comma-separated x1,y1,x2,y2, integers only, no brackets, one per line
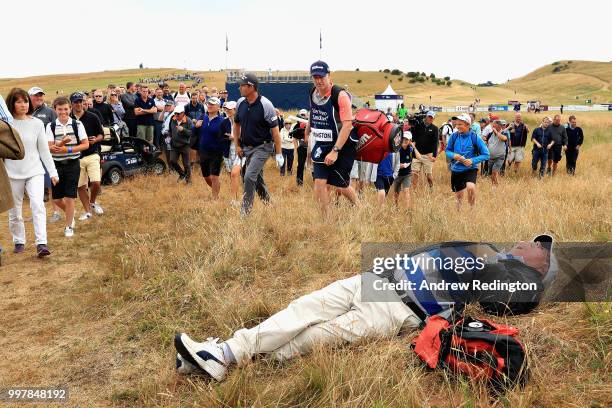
225,33,228,72
319,28,322,59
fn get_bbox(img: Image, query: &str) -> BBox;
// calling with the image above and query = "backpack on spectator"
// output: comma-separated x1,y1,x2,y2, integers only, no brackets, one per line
412,315,528,391
50,121,80,140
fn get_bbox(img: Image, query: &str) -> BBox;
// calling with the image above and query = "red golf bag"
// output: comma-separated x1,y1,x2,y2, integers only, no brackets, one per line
412,315,528,390
353,109,402,163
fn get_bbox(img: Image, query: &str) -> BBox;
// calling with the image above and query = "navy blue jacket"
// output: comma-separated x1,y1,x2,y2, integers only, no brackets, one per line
566,126,584,149
531,127,552,150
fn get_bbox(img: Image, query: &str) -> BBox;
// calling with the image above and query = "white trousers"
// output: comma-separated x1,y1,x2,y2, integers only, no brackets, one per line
225,275,421,366
8,175,47,245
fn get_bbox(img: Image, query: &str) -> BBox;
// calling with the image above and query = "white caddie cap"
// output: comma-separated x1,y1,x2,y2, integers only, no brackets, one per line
452,113,472,125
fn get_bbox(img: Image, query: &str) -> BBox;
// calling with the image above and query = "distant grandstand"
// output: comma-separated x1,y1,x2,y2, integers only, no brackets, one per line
225,70,312,110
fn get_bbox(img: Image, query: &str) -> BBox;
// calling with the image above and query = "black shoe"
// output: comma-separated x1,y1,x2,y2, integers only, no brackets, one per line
177,174,186,183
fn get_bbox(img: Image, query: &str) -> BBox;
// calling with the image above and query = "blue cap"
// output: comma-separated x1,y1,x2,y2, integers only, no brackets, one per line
70,92,85,103
426,111,436,118
310,60,330,77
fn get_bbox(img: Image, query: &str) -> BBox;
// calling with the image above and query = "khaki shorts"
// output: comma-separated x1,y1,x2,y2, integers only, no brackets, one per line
412,156,434,175
507,146,525,163
78,153,101,187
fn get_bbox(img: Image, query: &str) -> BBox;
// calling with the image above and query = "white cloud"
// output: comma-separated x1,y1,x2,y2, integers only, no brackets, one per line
2,0,610,83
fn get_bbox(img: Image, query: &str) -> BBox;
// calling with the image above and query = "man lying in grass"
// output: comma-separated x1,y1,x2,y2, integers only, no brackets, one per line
175,235,557,381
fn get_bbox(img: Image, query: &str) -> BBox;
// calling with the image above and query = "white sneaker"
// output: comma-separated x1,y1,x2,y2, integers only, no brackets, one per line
49,212,61,223
64,227,74,237
78,212,92,221
175,353,199,375
174,333,227,381
91,202,104,215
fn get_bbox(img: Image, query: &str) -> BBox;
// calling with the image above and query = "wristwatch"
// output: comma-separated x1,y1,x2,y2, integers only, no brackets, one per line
332,145,341,152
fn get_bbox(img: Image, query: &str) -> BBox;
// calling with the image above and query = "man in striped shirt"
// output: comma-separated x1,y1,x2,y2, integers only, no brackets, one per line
46,97,89,237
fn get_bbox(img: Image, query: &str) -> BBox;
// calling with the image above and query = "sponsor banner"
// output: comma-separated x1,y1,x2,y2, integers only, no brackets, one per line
489,105,509,111
455,105,469,112
508,100,519,105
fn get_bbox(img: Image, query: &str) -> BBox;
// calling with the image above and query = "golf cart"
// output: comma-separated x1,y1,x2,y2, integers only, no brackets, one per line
100,123,166,185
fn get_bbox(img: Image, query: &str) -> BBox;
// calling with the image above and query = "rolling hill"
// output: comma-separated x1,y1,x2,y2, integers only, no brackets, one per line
0,61,610,106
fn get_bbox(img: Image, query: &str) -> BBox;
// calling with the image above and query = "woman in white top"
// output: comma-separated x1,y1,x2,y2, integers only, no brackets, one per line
4,88,58,257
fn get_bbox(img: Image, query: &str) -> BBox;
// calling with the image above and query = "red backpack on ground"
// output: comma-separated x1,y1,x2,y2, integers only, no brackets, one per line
412,315,528,390
353,109,402,163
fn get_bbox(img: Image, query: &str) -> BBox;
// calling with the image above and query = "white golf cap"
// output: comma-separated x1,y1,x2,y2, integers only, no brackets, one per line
28,87,44,95
207,96,221,105
298,109,308,116
452,113,472,125
223,101,237,110
402,131,413,140
173,105,185,114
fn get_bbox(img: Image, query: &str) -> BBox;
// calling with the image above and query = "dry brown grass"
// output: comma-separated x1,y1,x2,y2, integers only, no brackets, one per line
0,112,610,407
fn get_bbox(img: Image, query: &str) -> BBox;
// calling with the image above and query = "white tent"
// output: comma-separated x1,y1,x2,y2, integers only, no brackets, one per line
374,84,404,113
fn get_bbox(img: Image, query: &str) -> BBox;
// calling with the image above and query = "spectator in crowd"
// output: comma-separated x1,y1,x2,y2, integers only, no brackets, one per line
438,118,454,171
168,105,194,183
134,85,156,144
92,89,114,127
469,113,480,137
531,117,554,178
306,61,357,214
280,119,295,176
292,109,309,186
198,97,225,199
410,111,438,189
46,97,89,237
153,88,166,147
160,100,176,166
120,82,137,136
69,92,104,221
397,103,408,121
28,87,56,126
234,73,283,216
198,90,208,108
445,113,489,210
210,87,219,99
162,83,174,103
28,87,57,206
546,114,568,176
185,91,205,169
392,131,421,207
4,88,57,257
219,90,228,107
506,113,529,173
565,115,583,175
487,120,509,188
480,117,493,175
201,86,209,101
108,91,125,124
374,152,394,205
0,95,24,266
173,83,191,107
220,101,242,204
85,96,104,124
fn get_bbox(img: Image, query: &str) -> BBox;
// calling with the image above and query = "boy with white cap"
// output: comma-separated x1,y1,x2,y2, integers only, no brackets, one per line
445,113,489,210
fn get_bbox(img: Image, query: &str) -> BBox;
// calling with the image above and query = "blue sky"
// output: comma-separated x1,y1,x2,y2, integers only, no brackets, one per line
3,0,610,83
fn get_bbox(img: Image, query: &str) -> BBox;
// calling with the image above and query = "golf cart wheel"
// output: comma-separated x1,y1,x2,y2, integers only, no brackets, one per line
108,167,123,185
152,159,166,176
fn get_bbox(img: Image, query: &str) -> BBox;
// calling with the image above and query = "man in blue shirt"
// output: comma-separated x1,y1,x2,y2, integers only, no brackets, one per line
531,117,554,178
134,86,157,144
375,153,394,206
565,115,583,175
445,114,489,210
198,97,225,199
